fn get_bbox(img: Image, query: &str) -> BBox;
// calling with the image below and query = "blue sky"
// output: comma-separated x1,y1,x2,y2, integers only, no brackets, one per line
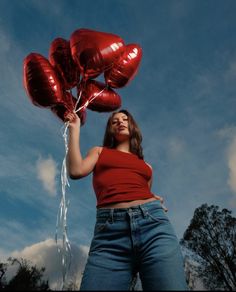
1,0,236,289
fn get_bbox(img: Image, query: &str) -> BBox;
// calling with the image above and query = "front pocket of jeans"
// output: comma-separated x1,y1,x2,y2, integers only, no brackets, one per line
147,208,169,223
94,219,109,233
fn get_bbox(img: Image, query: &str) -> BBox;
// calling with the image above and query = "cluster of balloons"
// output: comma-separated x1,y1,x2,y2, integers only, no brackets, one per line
23,28,142,125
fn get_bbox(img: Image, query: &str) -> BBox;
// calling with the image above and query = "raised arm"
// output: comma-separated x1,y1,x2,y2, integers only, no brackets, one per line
66,113,101,179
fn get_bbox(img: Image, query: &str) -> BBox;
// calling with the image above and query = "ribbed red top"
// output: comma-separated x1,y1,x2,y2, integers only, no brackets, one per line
93,147,154,207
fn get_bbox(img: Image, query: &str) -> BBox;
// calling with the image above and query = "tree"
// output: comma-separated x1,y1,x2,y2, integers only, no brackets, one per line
181,204,236,291
0,257,51,291
0,263,8,290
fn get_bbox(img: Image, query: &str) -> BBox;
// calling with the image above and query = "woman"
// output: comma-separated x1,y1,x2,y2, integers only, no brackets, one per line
66,109,188,291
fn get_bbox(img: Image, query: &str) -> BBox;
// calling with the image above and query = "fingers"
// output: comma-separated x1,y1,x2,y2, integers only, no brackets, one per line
65,112,77,122
154,195,163,203
162,204,168,212
154,194,168,212
64,113,72,122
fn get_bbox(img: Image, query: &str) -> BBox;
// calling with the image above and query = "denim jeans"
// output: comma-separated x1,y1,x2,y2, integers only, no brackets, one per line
80,200,188,291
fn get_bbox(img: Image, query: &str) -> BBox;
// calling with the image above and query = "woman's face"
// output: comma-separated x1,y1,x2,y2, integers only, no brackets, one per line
111,112,130,142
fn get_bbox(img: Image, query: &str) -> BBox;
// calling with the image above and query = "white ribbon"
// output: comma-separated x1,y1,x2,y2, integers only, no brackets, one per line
55,121,71,290
55,84,106,289
74,86,106,114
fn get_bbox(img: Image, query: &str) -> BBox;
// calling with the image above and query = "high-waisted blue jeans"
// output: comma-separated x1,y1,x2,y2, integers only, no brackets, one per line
80,200,188,291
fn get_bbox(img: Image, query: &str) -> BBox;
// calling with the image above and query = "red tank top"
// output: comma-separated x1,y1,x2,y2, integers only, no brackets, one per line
93,147,154,207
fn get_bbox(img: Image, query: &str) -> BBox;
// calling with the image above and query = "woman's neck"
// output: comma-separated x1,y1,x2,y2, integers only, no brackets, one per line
115,140,130,153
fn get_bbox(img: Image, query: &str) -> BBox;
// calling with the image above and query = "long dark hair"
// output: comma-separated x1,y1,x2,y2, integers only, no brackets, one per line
103,109,144,159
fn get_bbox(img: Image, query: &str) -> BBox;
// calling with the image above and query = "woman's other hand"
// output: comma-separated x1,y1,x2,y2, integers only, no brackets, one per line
154,194,168,212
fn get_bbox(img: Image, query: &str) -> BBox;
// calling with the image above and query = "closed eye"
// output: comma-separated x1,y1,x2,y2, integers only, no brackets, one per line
111,116,128,124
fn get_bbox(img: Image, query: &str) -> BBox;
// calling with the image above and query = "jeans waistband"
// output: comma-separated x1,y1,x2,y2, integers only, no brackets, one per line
96,199,162,219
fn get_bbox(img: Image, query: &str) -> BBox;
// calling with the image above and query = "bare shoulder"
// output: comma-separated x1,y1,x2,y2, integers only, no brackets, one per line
86,146,103,156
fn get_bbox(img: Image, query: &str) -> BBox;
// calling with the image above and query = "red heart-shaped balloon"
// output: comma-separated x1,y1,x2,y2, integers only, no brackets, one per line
23,53,64,108
51,91,87,125
78,80,121,112
70,28,125,79
104,44,142,88
49,38,80,90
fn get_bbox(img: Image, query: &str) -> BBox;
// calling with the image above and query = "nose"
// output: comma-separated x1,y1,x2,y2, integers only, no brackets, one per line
119,120,127,127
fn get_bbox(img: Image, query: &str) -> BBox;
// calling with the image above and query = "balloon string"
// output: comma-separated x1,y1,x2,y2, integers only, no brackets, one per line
55,82,106,289
74,86,106,114
56,122,72,290
74,84,83,111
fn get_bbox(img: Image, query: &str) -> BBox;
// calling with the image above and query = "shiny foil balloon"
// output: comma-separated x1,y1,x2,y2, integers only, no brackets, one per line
78,80,121,112
23,53,64,107
104,44,142,88
70,28,125,79
73,94,87,125
49,38,80,90
51,91,86,125
76,106,87,126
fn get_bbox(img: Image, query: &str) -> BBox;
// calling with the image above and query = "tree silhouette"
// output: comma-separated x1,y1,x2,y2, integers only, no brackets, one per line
0,257,51,291
0,262,8,290
181,204,236,291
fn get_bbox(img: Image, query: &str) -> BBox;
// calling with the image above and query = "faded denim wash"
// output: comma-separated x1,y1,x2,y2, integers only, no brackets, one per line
80,200,188,291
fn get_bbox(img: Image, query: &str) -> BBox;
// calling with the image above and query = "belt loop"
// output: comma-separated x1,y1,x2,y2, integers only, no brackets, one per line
109,209,114,223
139,205,148,218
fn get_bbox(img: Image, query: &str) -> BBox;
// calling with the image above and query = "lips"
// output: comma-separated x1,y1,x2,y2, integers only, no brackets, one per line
118,126,126,131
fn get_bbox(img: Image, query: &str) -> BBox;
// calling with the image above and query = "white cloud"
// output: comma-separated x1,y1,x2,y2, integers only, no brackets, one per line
227,137,236,194
0,247,10,262
0,25,21,91
0,220,34,254
170,1,192,20
167,136,186,160
30,0,64,17
36,156,58,196
0,154,28,178
217,125,236,140
216,126,236,208
0,26,11,53
219,126,236,196
225,59,236,82
182,246,207,291
10,238,89,290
